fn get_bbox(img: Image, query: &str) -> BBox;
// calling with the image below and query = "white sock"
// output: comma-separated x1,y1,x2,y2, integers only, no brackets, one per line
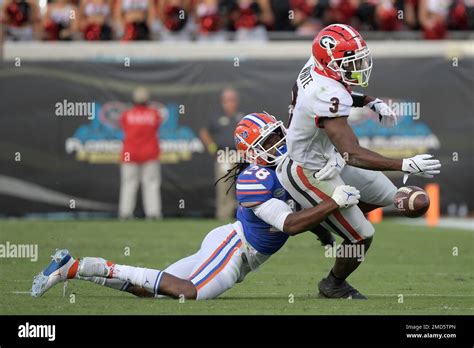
77,275,131,291
73,258,132,291
112,264,164,295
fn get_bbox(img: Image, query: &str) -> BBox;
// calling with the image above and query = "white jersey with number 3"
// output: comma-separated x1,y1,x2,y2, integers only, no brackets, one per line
287,57,353,170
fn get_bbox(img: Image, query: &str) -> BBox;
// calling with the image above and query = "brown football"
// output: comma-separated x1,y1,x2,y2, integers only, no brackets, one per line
393,186,430,218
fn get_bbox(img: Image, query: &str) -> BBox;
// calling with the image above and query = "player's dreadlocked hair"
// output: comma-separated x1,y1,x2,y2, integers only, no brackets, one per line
215,161,250,195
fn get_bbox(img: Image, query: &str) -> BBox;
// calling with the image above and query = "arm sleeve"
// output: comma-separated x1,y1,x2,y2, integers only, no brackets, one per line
251,198,293,232
350,92,366,107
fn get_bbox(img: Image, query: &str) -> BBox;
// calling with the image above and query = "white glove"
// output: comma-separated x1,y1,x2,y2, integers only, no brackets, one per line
402,154,441,184
331,185,360,209
367,98,397,128
315,150,346,181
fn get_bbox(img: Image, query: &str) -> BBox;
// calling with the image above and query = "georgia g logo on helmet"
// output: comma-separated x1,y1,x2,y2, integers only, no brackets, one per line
319,35,337,51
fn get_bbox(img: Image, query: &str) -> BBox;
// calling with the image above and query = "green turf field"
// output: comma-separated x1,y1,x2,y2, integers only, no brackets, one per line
0,219,472,315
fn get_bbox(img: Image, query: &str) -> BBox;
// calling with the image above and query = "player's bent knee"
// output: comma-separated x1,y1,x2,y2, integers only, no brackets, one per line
355,220,375,241
180,281,197,300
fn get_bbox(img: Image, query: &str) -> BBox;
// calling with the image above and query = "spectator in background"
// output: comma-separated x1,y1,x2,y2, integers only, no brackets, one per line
403,0,420,30
268,0,293,31
448,0,474,30
119,86,163,220
194,0,225,41
156,0,193,41
114,0,155,40
199,87,244,221
418,0,450,39
357,0,403,31
78,0,112,40
258,0,275,28
43,0,78,40
229,0,273,41
2,0,40,40
374,0,403,31
290,0,320,35
322,0,360,26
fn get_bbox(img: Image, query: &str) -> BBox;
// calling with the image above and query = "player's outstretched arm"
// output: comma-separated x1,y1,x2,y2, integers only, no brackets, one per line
282,199,339,236
283,185,360,235
322,116,441,180
323,116,403,171
249,186,360,236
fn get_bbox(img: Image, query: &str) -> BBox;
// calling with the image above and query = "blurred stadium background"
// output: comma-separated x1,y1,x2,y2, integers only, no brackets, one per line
0,0,473,316
1,0,474,42
1,2,473,221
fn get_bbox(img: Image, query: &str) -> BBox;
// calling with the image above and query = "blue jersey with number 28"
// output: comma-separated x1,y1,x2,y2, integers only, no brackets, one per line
236,164,290,255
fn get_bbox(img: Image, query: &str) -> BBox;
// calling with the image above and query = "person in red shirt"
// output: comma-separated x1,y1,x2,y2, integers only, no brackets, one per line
119,86,163,219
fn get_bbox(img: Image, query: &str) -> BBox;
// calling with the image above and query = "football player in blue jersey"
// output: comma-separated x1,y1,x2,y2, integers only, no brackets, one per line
31,112,360,300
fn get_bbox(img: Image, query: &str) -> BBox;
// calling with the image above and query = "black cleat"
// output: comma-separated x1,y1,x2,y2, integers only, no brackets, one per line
317,277,368,299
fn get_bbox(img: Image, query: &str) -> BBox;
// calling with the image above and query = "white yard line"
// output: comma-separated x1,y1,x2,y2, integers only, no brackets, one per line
321,293,474,298
10,291,32,294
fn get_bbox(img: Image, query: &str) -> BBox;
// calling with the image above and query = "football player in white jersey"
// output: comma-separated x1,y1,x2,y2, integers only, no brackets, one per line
31,113,362,300
276,24,441,299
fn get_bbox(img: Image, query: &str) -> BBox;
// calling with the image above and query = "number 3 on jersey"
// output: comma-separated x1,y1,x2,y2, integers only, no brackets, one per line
329,97,339,113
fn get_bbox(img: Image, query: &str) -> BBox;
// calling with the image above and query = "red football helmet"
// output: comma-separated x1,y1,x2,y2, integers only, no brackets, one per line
312,24,372,87
234,112,287,166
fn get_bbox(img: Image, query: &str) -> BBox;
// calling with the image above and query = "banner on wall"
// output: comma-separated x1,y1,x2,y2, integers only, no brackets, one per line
0,58,472,216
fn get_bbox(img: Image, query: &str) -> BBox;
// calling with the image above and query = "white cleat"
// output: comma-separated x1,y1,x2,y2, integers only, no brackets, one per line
31,249,75,298
78,257,111,278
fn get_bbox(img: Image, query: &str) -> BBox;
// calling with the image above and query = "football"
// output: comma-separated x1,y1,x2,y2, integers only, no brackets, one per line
394,186,430,218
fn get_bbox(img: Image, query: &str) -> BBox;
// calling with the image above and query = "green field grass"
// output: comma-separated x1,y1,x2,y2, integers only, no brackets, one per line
0,219,473,315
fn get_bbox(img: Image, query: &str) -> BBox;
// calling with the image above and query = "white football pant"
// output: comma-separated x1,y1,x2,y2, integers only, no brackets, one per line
277,156,397,243
163,222,269,300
